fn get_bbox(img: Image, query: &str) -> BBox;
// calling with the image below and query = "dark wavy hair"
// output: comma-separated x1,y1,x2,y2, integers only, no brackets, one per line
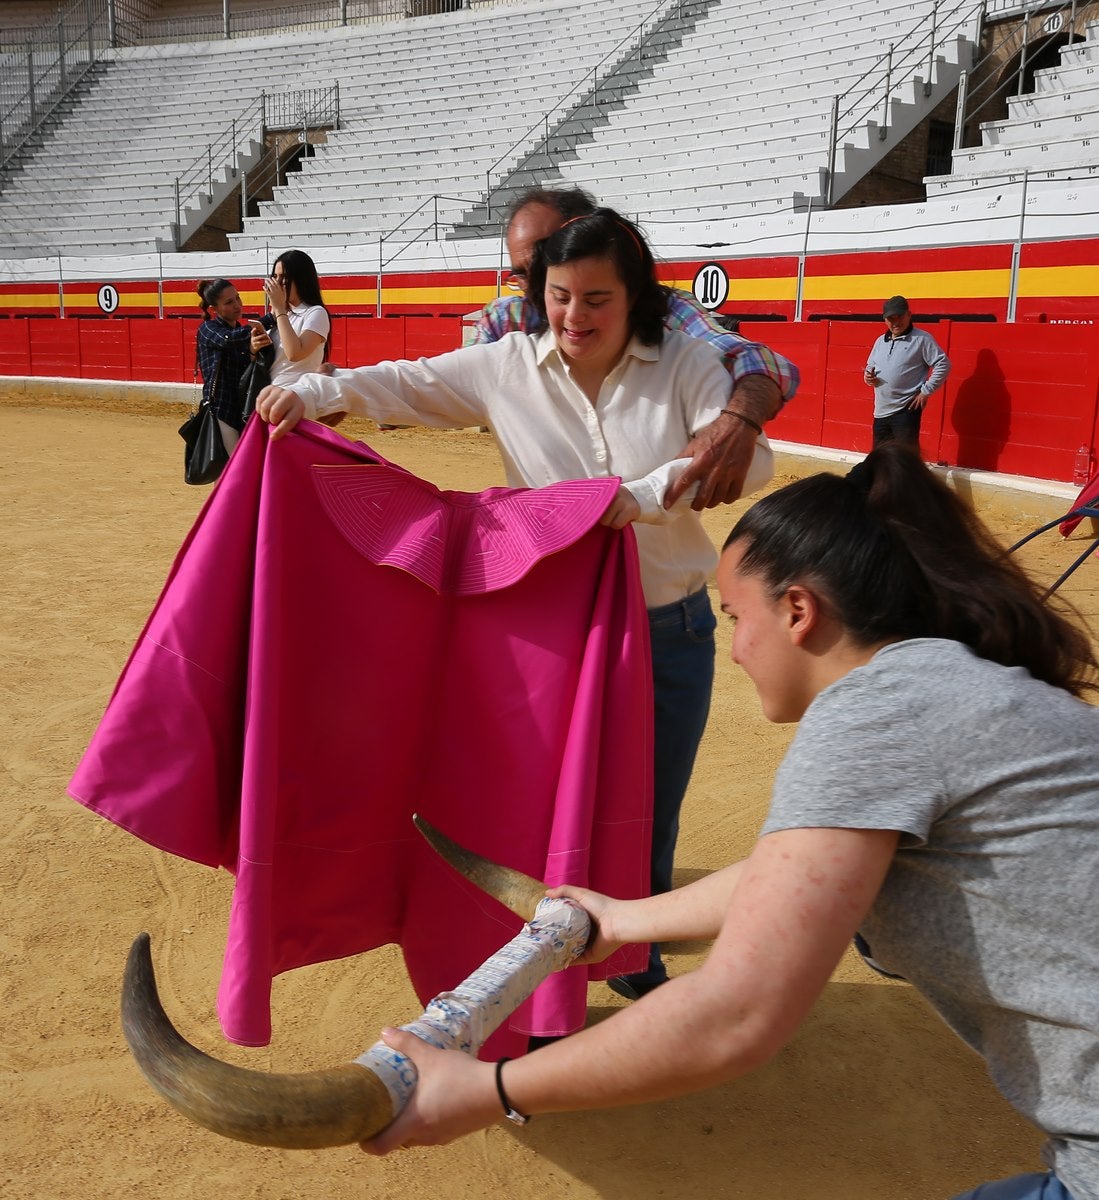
271,248,329,361
724,443,1098,697
272,249,326,309
526,207,668,346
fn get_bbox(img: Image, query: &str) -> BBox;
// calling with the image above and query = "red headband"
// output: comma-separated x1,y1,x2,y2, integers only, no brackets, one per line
558,214,644,257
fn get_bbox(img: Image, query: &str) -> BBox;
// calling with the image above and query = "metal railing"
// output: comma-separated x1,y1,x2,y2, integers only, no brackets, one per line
173,85,339,250
120,0,497,45
825,0,986,205
0,0,157,178
371,192,483,313
262,83,340,132
172,97,262,249
984,0,1071,13
1,0,100,175
480,0,692,220
953,0,1097,151
241,85,340,222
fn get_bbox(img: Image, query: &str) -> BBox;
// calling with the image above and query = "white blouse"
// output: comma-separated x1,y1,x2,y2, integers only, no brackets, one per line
289,328,773,607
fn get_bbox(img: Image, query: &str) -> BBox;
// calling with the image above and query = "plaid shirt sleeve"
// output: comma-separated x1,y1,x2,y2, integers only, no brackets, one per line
195,321,221,385
472,295,545,344
664,290,799,406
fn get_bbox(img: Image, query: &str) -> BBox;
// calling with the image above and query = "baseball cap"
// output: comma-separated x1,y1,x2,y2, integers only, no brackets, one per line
882,295,910,317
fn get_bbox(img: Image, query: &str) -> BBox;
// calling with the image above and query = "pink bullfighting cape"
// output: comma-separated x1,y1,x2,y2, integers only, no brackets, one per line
70,418,652,1056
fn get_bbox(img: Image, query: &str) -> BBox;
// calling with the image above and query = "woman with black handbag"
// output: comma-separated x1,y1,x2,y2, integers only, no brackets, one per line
194,278,274,456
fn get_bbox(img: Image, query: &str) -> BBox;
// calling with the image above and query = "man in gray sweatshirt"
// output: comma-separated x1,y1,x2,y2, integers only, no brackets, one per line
863,295,951,447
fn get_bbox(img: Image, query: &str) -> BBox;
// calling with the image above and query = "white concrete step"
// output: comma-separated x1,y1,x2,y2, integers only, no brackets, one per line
925,162,1099,194
981,108,1099,147
1006,82,1099,121
952,131,1099,171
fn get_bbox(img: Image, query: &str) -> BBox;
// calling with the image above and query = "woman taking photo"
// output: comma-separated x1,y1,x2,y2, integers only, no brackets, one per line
194,277,270,453
361,444,1099,1200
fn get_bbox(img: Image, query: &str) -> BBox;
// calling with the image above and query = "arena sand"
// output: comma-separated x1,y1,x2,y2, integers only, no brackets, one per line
3,395,1096,1200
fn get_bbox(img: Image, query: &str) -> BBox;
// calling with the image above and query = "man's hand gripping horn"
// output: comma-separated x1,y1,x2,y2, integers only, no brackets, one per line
119,815,590,1149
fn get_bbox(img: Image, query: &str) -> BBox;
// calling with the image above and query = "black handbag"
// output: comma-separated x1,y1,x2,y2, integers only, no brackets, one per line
181,348,229,485
179,402,229,485
239,344,274,423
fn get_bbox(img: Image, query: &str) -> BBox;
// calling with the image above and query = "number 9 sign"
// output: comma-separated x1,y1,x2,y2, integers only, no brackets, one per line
97,284,120,314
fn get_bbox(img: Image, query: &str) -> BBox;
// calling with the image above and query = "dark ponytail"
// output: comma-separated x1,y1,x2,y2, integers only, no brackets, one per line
725,443,1098,697
197,278,233,315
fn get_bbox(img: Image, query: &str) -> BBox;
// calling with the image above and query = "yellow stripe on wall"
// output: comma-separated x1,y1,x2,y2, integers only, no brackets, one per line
362,285,501,306
5,292,63,309
5,263,1098,314
804,269,1012,301
667,270,1012,304
667,277,798,302
1015,264,1099,298
63,291,158,308
178,285,497,309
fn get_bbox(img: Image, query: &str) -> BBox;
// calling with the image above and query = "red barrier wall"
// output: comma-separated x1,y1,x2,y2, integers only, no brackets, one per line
5,240,1099,321
0,314,466,384
737,319,1099,484
4,313,1098,485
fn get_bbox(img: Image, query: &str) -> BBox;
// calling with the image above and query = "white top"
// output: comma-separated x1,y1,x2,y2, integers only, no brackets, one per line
289,329,773,607
270,303,331,385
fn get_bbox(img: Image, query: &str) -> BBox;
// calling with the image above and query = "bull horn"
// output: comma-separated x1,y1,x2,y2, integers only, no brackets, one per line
413,812,546,918
123,823,561,1148
121,933,393,1148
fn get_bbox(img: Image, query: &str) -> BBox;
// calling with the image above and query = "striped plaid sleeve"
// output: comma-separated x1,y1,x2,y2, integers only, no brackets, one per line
664,290,799,406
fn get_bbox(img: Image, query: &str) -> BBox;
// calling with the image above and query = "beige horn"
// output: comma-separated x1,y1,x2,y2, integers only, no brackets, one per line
121,818,555,1149
412,812,547,918
121,932,394,1149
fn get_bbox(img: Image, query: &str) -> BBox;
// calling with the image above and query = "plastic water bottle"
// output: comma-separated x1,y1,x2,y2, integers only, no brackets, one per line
1074,444,1091,487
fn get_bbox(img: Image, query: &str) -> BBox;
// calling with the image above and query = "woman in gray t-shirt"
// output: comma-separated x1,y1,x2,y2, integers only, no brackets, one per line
311,446,1099,1198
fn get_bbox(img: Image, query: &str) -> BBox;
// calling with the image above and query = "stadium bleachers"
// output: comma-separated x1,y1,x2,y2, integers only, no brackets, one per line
239,0,980,240
0,0,668,255
461,0,978,228
226,0,675,250
926,19,1099,198
2,0,1097,257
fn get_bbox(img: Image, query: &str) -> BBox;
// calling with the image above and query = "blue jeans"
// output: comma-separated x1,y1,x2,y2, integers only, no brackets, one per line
621,587,716,987
950,1172,1074,1200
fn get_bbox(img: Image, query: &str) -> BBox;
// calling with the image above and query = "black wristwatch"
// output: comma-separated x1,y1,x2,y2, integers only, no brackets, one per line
495,1057,531,1126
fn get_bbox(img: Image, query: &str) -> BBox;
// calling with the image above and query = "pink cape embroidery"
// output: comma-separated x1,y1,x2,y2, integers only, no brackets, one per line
70,418,653,1056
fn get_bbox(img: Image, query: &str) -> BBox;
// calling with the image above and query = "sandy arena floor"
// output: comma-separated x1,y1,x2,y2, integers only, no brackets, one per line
3,396,1096,1199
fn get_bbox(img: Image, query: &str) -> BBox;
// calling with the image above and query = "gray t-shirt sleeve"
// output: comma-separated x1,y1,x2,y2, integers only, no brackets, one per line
763,649,948,846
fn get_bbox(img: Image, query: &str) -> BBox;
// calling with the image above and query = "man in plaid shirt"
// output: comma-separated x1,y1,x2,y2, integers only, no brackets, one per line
474,187,799,511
